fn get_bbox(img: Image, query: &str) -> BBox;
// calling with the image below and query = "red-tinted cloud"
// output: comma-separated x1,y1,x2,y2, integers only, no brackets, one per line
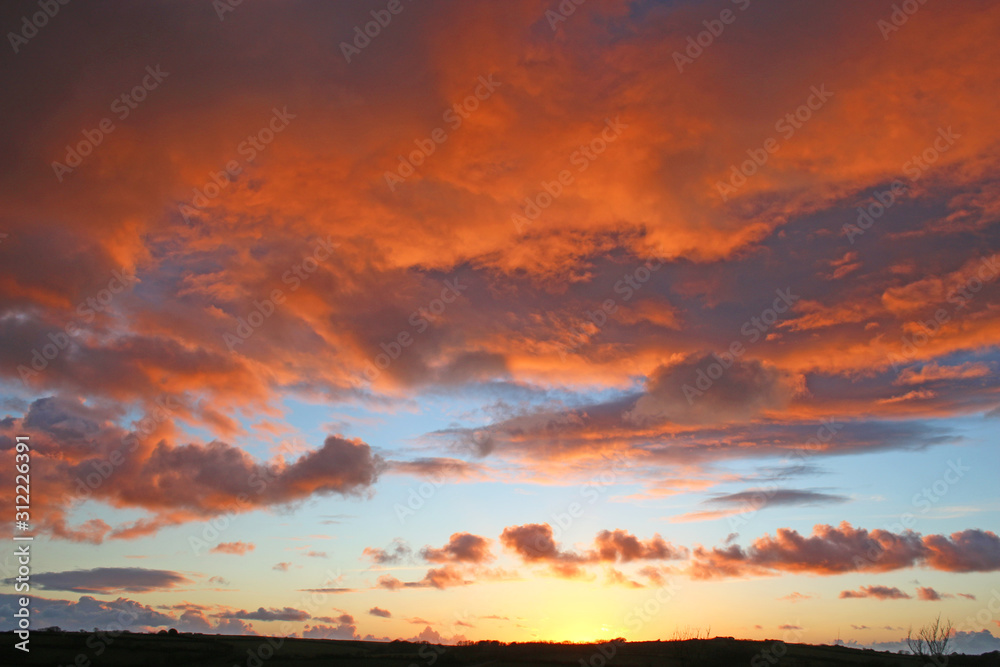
501,523,585,564
593,530,686,563
210,541,255,555
839,586,911,600
376,565,469,590
0,397,383,542
689,523,1000,579
421,533,495,564
923,529,1000,572
916,587,954,601
0,0,997,587
500,524,685,578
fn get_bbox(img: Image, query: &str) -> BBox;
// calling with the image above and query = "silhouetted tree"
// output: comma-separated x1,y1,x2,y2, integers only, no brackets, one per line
906,615,953,659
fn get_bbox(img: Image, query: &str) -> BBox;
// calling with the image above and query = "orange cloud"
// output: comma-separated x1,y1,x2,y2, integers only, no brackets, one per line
210,542,256,556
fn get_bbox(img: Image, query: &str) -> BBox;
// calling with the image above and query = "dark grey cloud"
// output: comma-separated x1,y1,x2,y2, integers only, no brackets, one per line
0,594,251,635
704,488,848,508
364,538,411,565
10,567,191,593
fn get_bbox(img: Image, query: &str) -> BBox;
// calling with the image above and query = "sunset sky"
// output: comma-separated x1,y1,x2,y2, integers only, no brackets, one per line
1,0,999,652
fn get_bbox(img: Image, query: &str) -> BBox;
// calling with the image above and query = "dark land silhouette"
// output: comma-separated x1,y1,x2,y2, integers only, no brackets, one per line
2,631,999,667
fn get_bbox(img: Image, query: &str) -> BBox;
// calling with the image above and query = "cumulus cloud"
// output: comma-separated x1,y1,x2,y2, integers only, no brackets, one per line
0,594,251,635
0,398,384,542
500,523,591,576
689,523,1000,579
303,614,357,640
219,606,310,622
369,607,392,618
500,524,684,578
376,565,469,590
593,529,686,562
421,533,494,563
923,529,1000,572
859,630,1000,655
406,625,469,645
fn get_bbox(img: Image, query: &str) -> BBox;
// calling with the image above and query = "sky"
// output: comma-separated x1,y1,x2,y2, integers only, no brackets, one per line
1,0,999,653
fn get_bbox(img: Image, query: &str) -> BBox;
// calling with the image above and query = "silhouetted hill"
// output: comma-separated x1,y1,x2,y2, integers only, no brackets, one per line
2,631,998,667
